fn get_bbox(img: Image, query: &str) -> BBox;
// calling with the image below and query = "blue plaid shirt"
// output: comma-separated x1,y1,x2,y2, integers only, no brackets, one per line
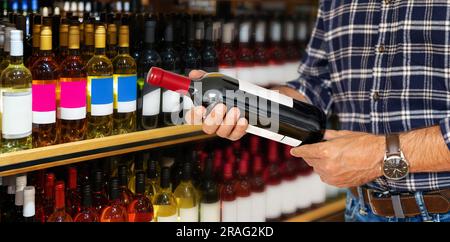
288,0,450,192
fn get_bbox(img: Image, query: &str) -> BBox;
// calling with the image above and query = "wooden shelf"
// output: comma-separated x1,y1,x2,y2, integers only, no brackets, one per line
0,125,213,177
284,198,346,222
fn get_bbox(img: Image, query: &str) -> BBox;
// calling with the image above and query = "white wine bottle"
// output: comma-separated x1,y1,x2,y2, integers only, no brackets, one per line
174,162,199,222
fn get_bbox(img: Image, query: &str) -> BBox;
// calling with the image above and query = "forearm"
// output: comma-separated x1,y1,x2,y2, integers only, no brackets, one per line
271,85,309,103
401,126,450,173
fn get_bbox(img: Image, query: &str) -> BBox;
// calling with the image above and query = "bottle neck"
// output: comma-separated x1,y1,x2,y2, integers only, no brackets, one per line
118,46,129,55
68,48,80,56
40,49,53,56
95,47,106,55
9,55,23,64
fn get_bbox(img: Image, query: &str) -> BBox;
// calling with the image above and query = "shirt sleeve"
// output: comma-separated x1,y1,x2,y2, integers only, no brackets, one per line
287,2,333,114
439,117,450,150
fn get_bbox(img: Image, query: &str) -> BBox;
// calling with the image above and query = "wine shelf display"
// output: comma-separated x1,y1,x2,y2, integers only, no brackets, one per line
284,198,345,222
0,125,212,177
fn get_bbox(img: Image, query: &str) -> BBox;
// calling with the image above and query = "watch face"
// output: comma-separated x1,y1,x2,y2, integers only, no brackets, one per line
383,156,409,180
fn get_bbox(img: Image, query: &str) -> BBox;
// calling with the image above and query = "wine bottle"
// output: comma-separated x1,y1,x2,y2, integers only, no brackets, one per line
127,171,153,222
58,23,69,62
264,141,282,221
146,67,326,146
73,184,99,222
47,181,73,222
127,155,144,194
26,20,41,68
58,24,87,143
106,23,117,59
174,162,199,222
235,21,253,83
66,167,81,218
280,144,298,218
36,173,55,222
31,25,59,147
253,20,270,86
14,174,27,222
250,155,266,222
112,25,137,134
201,19,218,73
220,162,237,222
23,186,36,222
138,18,161,130
236,158,252,222
145,158,160,203
199,157,220,222
118,165,133,207
0,27,14,74
86,25,113,139
153,167,177,222
0,29,32,152
160,19,182,127
92,170,108,213
218,22,237,79
99,177,128,222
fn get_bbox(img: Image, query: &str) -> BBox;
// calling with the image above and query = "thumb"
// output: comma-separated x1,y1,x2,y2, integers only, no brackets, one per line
189,70,207,80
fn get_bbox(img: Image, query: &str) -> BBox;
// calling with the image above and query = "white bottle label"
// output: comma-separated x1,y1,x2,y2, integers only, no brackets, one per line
162,90,181,112
236,196,252,222
246,125,302,147
265,184,282,219
253,65,270,87
143,88,161,116
281,179,298,215
238,79,294,108
221,200,237,222
309,173,327,204
2,90,32,139
157,213,178,222
236,66,254,84
267,64,286,85
219,67,238,79
182,96,194,110
283,62,300,82
296,175,312,209
200,202,220,222
179,205,199,222
251,191,266,222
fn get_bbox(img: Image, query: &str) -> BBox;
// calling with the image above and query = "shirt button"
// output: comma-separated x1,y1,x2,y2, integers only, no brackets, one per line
378,45,385,53
373,92,381,101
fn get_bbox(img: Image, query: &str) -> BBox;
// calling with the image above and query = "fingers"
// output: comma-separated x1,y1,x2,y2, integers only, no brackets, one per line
202,103,228,135
216,107,241,138
188,70,207,80
290,144,322,160
185,106,206,125
228,117,248,141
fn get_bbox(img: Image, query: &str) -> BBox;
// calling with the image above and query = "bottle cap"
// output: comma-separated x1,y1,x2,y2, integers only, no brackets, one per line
195,21,204,41
118,25,129,48
32,24,41,48
124,1,130,12
271,21,281,42
135,171,146,193
255,21,266,43
8,185,16,194
239,22,250,43
68,167,77,190
54,181,65,209
182,162,192,181
59,23,69,47
85,2,92,12
110,177,120,200
4,27,15,52
70,2,77,12
144,20,156,44
249,135,260,154
165,22,174,42
204,20,213,41
95,25,106,48
93,170,104,192
68,25,80,49
267,140,279,163
45,173,55,198
0,31,4,49
42,7,49,17
222,22,234,44
115,1,123,12
147,159,158,179
78,2,84,12
285,21,294,42
23,186,35,217
10,29,23,56
63,1,70,12
253,155,263,174
147,67,190,95
54,6,60,16
118,165,128,186
239,158,249,176
82,184,92,207
160,167,171,189
223,162,233,180
40,26,52,50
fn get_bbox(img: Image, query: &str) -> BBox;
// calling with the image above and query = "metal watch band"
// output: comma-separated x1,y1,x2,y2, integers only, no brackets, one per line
386,134,401,156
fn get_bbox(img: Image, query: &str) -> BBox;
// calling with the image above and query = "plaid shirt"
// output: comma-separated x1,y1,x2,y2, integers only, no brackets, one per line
288,0,450,192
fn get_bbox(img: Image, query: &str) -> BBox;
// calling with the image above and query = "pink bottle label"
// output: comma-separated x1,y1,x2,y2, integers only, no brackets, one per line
32,82,56,112
60,78,87,108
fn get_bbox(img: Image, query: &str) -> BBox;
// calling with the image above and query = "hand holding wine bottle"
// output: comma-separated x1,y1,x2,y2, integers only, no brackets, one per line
147,68,326,146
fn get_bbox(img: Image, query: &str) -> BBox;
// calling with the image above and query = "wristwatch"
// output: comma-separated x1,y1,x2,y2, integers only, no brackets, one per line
382,134,409,180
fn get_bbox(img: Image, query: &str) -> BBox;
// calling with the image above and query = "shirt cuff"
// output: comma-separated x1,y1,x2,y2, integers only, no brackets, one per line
439,117,450,150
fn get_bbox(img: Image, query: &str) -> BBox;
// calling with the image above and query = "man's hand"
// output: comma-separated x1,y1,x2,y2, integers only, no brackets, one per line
291,130,385,188
185,70,248,141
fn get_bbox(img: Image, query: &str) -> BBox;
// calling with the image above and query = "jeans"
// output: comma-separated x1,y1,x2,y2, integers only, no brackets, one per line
345,189,450,222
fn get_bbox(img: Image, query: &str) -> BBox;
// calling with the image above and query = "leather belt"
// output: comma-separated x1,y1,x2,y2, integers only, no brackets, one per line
350,187,450,217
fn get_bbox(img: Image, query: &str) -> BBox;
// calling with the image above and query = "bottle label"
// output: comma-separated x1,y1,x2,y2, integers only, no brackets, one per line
219,67,238,79
266,64,286,85
265,184,282,219
179,205,199,222
246,125,302,147
221,200,237,222
281,179,298,215
32,82,56,124
183,96,193,110
2,89,32,138
253,65,271,87
310,173,327,204
200,202,220,222
236,66,254,83
142,83,161,116
58,78,87,120
251,191,266,222
87,76,113,116
296,176,312,209
162,90,181,112
157,213,178,222
113,74,137,113
236,196,252,222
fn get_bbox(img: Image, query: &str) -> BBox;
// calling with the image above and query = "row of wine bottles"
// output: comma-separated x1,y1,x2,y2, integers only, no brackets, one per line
0,135,343,222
